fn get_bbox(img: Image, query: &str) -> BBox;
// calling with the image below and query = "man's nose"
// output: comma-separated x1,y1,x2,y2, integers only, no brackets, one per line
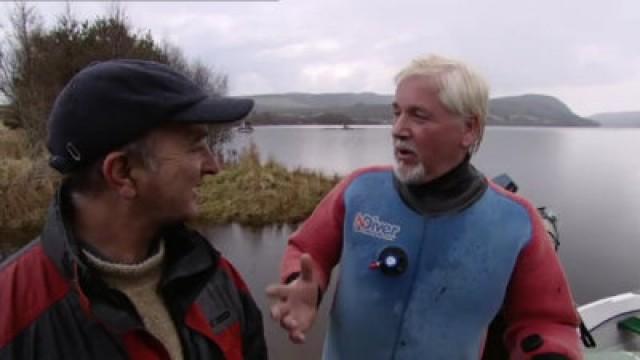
202,147,221,176
392,113,410,140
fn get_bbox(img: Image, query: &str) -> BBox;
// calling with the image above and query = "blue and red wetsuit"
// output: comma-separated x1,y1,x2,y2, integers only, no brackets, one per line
282,165,581,360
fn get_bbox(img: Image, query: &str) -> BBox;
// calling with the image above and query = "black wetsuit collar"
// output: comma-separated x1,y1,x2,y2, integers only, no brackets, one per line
393,156,488,216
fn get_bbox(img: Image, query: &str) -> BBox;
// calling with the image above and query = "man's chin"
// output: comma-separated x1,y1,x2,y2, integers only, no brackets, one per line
163,207,199,225
393,163,427,184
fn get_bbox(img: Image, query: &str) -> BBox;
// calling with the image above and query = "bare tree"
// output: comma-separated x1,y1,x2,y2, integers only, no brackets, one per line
0,1,45,143
191,60,228,96
1,1,232,151
160,41,228,96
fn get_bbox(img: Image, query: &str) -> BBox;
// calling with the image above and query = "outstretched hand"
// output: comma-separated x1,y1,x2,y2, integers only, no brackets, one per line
266,254,320,344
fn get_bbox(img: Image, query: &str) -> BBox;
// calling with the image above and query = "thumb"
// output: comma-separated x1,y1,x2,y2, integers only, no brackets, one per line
265,283,286,299
299,253,314,283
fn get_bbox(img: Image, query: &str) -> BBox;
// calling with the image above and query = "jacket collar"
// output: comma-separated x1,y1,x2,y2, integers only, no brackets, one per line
40,183,220,332
40,182,84,280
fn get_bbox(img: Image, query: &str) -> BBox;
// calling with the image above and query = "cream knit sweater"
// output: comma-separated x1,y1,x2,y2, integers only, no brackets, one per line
83,242,183,360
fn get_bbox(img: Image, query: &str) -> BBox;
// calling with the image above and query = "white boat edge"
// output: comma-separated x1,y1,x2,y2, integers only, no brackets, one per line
579,292,640,331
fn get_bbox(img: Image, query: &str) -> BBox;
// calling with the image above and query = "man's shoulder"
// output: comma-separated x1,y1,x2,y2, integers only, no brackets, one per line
0,239,71,348
340,165,393,189
195,255,256,325
172,227,250,294
485,181,538,218
213,256,250,294
349,165,393,179
0,237,70,300
0,239,46,278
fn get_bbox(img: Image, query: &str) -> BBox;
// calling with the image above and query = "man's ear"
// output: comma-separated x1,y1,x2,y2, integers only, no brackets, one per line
102,152,137,199
461,115,480,149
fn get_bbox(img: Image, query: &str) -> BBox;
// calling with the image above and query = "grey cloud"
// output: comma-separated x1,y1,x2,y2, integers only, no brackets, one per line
10,0,640,114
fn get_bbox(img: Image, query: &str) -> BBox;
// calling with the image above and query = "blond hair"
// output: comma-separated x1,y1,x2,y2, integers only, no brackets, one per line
395,54,489,153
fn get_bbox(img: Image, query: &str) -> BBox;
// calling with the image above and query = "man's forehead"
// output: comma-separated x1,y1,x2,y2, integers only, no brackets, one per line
183,124,209,137
156,123,209,136
396,74,439,92
394,75,441,103
139,124,210,148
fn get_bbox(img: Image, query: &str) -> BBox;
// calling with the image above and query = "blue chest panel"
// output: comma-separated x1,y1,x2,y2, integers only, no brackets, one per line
323,171,532,360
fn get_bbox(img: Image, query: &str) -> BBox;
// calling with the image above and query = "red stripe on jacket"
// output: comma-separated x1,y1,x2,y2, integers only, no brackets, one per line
0,244,70,347
183,258,248,360
219,258,249,293
185,303,243,360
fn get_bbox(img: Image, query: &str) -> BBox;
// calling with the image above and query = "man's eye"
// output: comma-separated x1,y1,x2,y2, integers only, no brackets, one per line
192,138,209,151
414,110,429,119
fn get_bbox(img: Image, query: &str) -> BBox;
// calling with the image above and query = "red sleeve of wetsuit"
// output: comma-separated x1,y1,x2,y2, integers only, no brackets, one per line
497,186,582,360
280,167,388,291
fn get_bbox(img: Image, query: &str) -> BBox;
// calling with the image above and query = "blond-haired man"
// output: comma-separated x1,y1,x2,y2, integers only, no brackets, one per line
268,55,581,359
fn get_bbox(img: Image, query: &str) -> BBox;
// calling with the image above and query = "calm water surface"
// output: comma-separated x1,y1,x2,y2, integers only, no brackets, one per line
208,125,640,359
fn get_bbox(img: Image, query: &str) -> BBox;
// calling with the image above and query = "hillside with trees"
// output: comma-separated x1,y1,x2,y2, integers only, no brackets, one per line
487,94,597,126
590,112,640,127
246,92,598,127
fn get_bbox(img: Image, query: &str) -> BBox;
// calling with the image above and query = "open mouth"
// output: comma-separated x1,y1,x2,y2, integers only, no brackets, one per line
394,141,418,163
395,150,417,164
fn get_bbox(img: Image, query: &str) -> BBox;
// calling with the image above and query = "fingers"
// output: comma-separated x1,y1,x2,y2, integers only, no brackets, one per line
269,301,289,322
299,253,314,282
267,254,316,345
281,313,298,330
283,313,306,344
276,308,307,344
289,329,306,344
265,284,287,299
266,283,291,322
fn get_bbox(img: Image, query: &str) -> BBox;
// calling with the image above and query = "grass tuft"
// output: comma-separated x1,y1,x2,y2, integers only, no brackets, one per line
0,126,60,250
196,143,340,227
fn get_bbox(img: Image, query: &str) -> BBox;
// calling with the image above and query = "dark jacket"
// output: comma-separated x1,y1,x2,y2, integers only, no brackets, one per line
0,187,267,360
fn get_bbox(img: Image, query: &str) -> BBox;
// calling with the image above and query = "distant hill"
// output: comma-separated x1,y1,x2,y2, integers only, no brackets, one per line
590,112,640,127
249,92,392,125
245,92,599,127
488,94,597,127
252,92,392,110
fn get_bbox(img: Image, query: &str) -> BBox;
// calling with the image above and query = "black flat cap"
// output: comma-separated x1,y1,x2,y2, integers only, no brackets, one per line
47,59,254,173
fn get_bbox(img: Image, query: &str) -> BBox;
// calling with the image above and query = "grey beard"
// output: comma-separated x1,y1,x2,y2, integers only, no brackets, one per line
393,161,427,184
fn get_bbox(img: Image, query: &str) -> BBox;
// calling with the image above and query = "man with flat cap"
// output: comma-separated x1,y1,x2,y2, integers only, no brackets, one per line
0,60,267,360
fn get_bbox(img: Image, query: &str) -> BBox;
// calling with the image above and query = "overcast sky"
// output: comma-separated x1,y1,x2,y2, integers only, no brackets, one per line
4,1,639,116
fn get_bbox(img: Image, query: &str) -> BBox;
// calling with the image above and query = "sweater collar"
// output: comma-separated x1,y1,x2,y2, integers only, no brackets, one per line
82,240,165,281
40,182,220,332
